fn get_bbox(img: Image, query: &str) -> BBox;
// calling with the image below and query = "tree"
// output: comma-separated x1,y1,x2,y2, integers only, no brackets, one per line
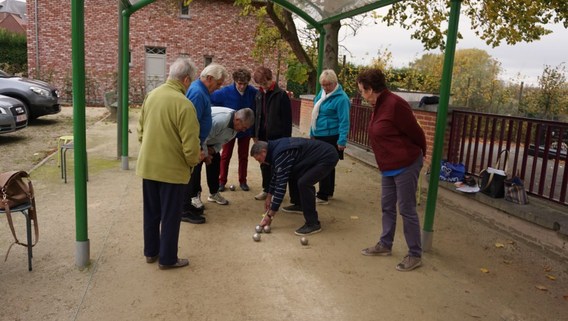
521,64,568,119
409,49,502,110
235,1,568,95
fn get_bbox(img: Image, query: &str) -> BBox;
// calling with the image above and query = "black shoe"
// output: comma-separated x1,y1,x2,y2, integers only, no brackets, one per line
145,255,159,263
218,184,226,192
181,213,206,224
294,223,322,235
282,204,303,213
240,183,250,191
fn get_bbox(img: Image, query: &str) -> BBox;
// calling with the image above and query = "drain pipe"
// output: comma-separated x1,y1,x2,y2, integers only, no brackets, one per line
34,0,40,77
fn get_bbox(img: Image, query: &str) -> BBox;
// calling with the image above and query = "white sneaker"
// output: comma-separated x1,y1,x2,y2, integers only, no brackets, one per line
191,192,204,209
207,192,229,205
254,191,267,200
316,197,329,205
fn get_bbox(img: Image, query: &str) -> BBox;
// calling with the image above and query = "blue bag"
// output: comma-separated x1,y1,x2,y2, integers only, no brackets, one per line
439,160,465,182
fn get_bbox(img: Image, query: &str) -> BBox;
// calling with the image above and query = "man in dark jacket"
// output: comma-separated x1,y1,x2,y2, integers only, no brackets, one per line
252,66,292,201
250,138,339,235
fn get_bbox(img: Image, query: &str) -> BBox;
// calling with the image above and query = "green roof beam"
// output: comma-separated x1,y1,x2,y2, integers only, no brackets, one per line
271,0,324,32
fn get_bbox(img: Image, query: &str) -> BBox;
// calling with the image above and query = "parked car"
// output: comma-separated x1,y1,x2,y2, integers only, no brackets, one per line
0,70,60,119
0,94,28,134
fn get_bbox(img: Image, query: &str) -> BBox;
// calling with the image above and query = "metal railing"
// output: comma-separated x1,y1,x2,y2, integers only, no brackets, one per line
291,98,301,127
448,110,568,205
348,97,372,149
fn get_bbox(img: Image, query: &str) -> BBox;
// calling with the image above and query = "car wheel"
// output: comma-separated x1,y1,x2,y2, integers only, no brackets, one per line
21,101,37,120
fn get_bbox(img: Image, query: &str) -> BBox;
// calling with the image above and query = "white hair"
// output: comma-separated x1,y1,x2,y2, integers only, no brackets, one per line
200,63,229,81
168,57,197,82
319,69,338,84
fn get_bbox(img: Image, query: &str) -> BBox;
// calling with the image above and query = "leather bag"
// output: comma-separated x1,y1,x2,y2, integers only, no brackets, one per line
0,171,39,260
479,150,509,198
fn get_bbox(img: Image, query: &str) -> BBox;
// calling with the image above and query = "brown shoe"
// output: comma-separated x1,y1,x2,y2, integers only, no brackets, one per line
145,255,159,263
361,242,392,256
159,258,189,270
396,255,422,271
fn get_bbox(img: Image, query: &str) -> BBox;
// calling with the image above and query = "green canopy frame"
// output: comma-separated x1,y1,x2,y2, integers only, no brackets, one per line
70,0,462,268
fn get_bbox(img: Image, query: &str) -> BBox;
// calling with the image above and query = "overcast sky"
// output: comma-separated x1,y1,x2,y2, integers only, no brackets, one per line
338,13,567,86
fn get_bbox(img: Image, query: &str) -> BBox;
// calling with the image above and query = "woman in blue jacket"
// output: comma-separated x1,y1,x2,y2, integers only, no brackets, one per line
309,69,350,204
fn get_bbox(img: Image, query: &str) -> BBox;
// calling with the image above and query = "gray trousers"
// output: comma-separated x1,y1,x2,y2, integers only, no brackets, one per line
379,155,423,257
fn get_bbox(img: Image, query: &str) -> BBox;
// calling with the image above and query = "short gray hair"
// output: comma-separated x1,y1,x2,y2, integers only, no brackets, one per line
250,141,268,157
200,63,229,81
168,57,197,82
319,69,338,84
235,108,255,128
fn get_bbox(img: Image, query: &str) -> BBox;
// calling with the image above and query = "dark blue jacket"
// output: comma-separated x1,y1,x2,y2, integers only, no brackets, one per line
267,137,339,176
211,83,257,138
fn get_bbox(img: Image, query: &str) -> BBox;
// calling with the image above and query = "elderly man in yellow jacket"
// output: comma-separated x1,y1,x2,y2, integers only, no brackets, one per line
136,57,201,270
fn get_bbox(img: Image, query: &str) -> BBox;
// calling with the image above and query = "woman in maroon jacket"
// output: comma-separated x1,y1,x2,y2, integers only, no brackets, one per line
356,68,427,272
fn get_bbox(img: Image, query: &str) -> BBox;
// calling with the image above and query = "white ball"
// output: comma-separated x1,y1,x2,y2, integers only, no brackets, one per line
253,233,261,242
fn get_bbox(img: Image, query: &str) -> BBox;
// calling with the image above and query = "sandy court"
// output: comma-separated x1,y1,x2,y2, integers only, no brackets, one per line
0,108,567,321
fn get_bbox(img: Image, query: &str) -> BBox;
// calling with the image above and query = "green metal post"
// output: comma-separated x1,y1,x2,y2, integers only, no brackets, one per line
119,0,155,170
117,0,124,160
316,28,326,94
422,0,462,251
120,10,130,169
71,0,89,268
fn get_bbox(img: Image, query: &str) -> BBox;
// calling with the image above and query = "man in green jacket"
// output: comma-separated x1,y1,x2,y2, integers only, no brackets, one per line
136,57,201,270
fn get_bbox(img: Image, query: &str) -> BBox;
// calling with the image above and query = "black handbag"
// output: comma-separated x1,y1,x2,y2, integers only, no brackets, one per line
479,150,509,198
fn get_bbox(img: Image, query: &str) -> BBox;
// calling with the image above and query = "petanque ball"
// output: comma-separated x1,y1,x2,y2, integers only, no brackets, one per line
255,225,263,233
253,233,261,242
263,225,271,233
300,237,308,246
229,185,236,191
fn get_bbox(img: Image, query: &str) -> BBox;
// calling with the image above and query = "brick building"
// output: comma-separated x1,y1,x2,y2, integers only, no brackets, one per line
25,0,282,104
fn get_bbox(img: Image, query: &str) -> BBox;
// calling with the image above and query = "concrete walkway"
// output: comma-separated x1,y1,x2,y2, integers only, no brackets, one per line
1,109,566,321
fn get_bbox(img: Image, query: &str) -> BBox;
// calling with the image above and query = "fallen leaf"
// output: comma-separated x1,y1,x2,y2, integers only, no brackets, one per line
480,268,490,273
546,274,556,281
507,240,515,244
503,260,513,265
543,265,553,272
350,216,359,220
563,295,568,301
495,243,505,248
535,285,548,291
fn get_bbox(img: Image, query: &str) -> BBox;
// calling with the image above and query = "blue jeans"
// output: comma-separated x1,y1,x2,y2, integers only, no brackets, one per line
379,155,423,257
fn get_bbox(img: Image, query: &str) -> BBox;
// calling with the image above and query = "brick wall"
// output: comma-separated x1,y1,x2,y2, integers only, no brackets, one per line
25,0,282,104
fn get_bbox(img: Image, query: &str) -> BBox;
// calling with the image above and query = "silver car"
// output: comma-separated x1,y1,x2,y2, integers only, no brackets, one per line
0,94,27,134
0,70,60,119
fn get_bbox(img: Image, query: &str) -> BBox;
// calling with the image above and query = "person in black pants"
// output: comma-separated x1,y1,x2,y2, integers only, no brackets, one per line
252,66,292,201
250,138,339,235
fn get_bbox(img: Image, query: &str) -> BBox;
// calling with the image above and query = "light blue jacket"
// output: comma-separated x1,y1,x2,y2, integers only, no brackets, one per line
310,85,350,147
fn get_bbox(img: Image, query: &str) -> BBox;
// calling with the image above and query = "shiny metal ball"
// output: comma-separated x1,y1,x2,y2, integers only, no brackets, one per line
263,225,271,233
255,225,263,233
253,233,261,242
300,237,308,246
229,185,236,191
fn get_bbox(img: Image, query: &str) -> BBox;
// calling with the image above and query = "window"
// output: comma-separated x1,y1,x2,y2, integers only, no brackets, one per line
204,55,213,67
180,0,190,18
146,47,167,55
